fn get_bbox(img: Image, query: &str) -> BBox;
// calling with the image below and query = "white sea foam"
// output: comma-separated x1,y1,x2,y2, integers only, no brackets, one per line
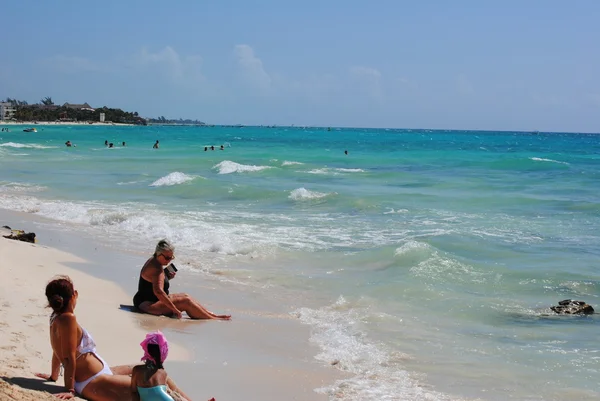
383,208,409,214
0,195,101,222
150,172,197,187
0,188,456,265
0,142,57,149
296,297,454,401
530,157,569,165
282,160,304,166
0,182,47,193
289,188,332,201
335,168,365,173
306,167,365,175
394,240,430,256
213,160,272,174
117,180,145,186
306,168,335,175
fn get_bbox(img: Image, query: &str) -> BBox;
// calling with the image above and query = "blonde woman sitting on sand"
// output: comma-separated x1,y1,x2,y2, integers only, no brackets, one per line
131,331,203,401
36,276,189,400
132,239,230,320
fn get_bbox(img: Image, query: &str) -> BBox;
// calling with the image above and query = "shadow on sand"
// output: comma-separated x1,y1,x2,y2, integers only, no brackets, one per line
1,375,63,394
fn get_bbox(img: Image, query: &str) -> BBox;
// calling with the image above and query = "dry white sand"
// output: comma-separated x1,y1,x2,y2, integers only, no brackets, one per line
0,210,348,401
0,237,185,400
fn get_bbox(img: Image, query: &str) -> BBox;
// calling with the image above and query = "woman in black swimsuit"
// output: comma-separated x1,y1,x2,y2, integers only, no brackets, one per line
133,239,231,320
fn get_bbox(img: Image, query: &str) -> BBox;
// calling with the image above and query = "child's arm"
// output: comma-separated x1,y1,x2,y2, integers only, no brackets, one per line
130,366,141,401
166,373,193,401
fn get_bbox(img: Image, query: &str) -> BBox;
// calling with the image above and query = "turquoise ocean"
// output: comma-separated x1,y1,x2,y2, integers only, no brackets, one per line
0,125,599,401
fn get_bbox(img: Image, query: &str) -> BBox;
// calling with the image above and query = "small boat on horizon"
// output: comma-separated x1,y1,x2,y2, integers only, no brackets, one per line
23,128,37,132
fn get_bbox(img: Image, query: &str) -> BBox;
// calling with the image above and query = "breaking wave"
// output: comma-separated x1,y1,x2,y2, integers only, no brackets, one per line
289,188,333,201
150,172,198,186
0,142,57,149
214,160,272,174
282,161,304,166
529,157,569,165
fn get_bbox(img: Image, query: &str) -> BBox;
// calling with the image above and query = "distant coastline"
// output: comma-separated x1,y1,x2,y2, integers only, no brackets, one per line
1,98,209,127
0,121,135,126
146,116,205,126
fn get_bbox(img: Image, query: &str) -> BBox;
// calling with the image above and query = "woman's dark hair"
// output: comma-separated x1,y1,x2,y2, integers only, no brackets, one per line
45,275,75,314
145,343,164,370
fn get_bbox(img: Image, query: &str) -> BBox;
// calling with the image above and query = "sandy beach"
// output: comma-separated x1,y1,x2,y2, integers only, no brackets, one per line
0,236,188,400
0,210,347,401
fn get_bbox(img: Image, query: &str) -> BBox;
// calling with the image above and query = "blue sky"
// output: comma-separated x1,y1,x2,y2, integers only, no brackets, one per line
2,1,599,131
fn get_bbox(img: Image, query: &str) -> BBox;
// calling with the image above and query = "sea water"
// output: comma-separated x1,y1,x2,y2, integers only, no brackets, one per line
1,125,599,401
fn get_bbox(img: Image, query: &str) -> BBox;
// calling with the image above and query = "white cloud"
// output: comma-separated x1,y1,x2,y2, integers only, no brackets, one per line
42,47,204,86
137,46,181,73
233,44,271,90
133,46,204,83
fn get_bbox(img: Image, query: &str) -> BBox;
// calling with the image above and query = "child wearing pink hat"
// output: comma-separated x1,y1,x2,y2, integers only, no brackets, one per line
131,331,199,401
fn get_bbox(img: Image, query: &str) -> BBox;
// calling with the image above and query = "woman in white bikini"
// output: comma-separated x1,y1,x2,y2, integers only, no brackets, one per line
36,276,134,400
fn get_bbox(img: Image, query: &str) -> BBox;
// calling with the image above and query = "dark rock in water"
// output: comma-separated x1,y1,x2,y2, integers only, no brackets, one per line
550,299,594,315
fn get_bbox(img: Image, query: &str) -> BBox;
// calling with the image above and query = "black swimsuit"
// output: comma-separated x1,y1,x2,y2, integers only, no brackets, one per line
133,273,169,309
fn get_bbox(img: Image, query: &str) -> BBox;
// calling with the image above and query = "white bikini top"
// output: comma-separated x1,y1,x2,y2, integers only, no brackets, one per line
50,313,97,357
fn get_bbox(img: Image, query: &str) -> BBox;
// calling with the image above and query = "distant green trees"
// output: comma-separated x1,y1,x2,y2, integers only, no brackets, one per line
2,97,207,125
147,116,205,125
13,104,147,125
4,97,28,106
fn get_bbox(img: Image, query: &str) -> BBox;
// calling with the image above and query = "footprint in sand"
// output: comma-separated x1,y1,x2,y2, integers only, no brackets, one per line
7,360,25,370
10,332,25,343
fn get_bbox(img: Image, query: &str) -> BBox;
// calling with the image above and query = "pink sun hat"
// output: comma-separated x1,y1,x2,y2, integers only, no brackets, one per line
140,330,169,364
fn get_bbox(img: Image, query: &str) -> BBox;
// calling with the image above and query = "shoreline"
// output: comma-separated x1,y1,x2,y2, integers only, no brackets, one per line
4,120,600,134
0,236,188,400
0,121,135,127
0,208,348,400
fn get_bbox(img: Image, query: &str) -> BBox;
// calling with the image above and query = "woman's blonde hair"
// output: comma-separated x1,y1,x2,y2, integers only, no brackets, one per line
154,239,175,257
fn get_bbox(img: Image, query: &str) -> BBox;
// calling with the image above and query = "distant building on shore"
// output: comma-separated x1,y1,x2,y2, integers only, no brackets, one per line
0,102,16,120
99,113,105,122
63,102,95,112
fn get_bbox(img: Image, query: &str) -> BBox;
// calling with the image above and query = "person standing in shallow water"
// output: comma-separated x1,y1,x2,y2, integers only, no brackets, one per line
132,239,231,320
153,140,159,149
